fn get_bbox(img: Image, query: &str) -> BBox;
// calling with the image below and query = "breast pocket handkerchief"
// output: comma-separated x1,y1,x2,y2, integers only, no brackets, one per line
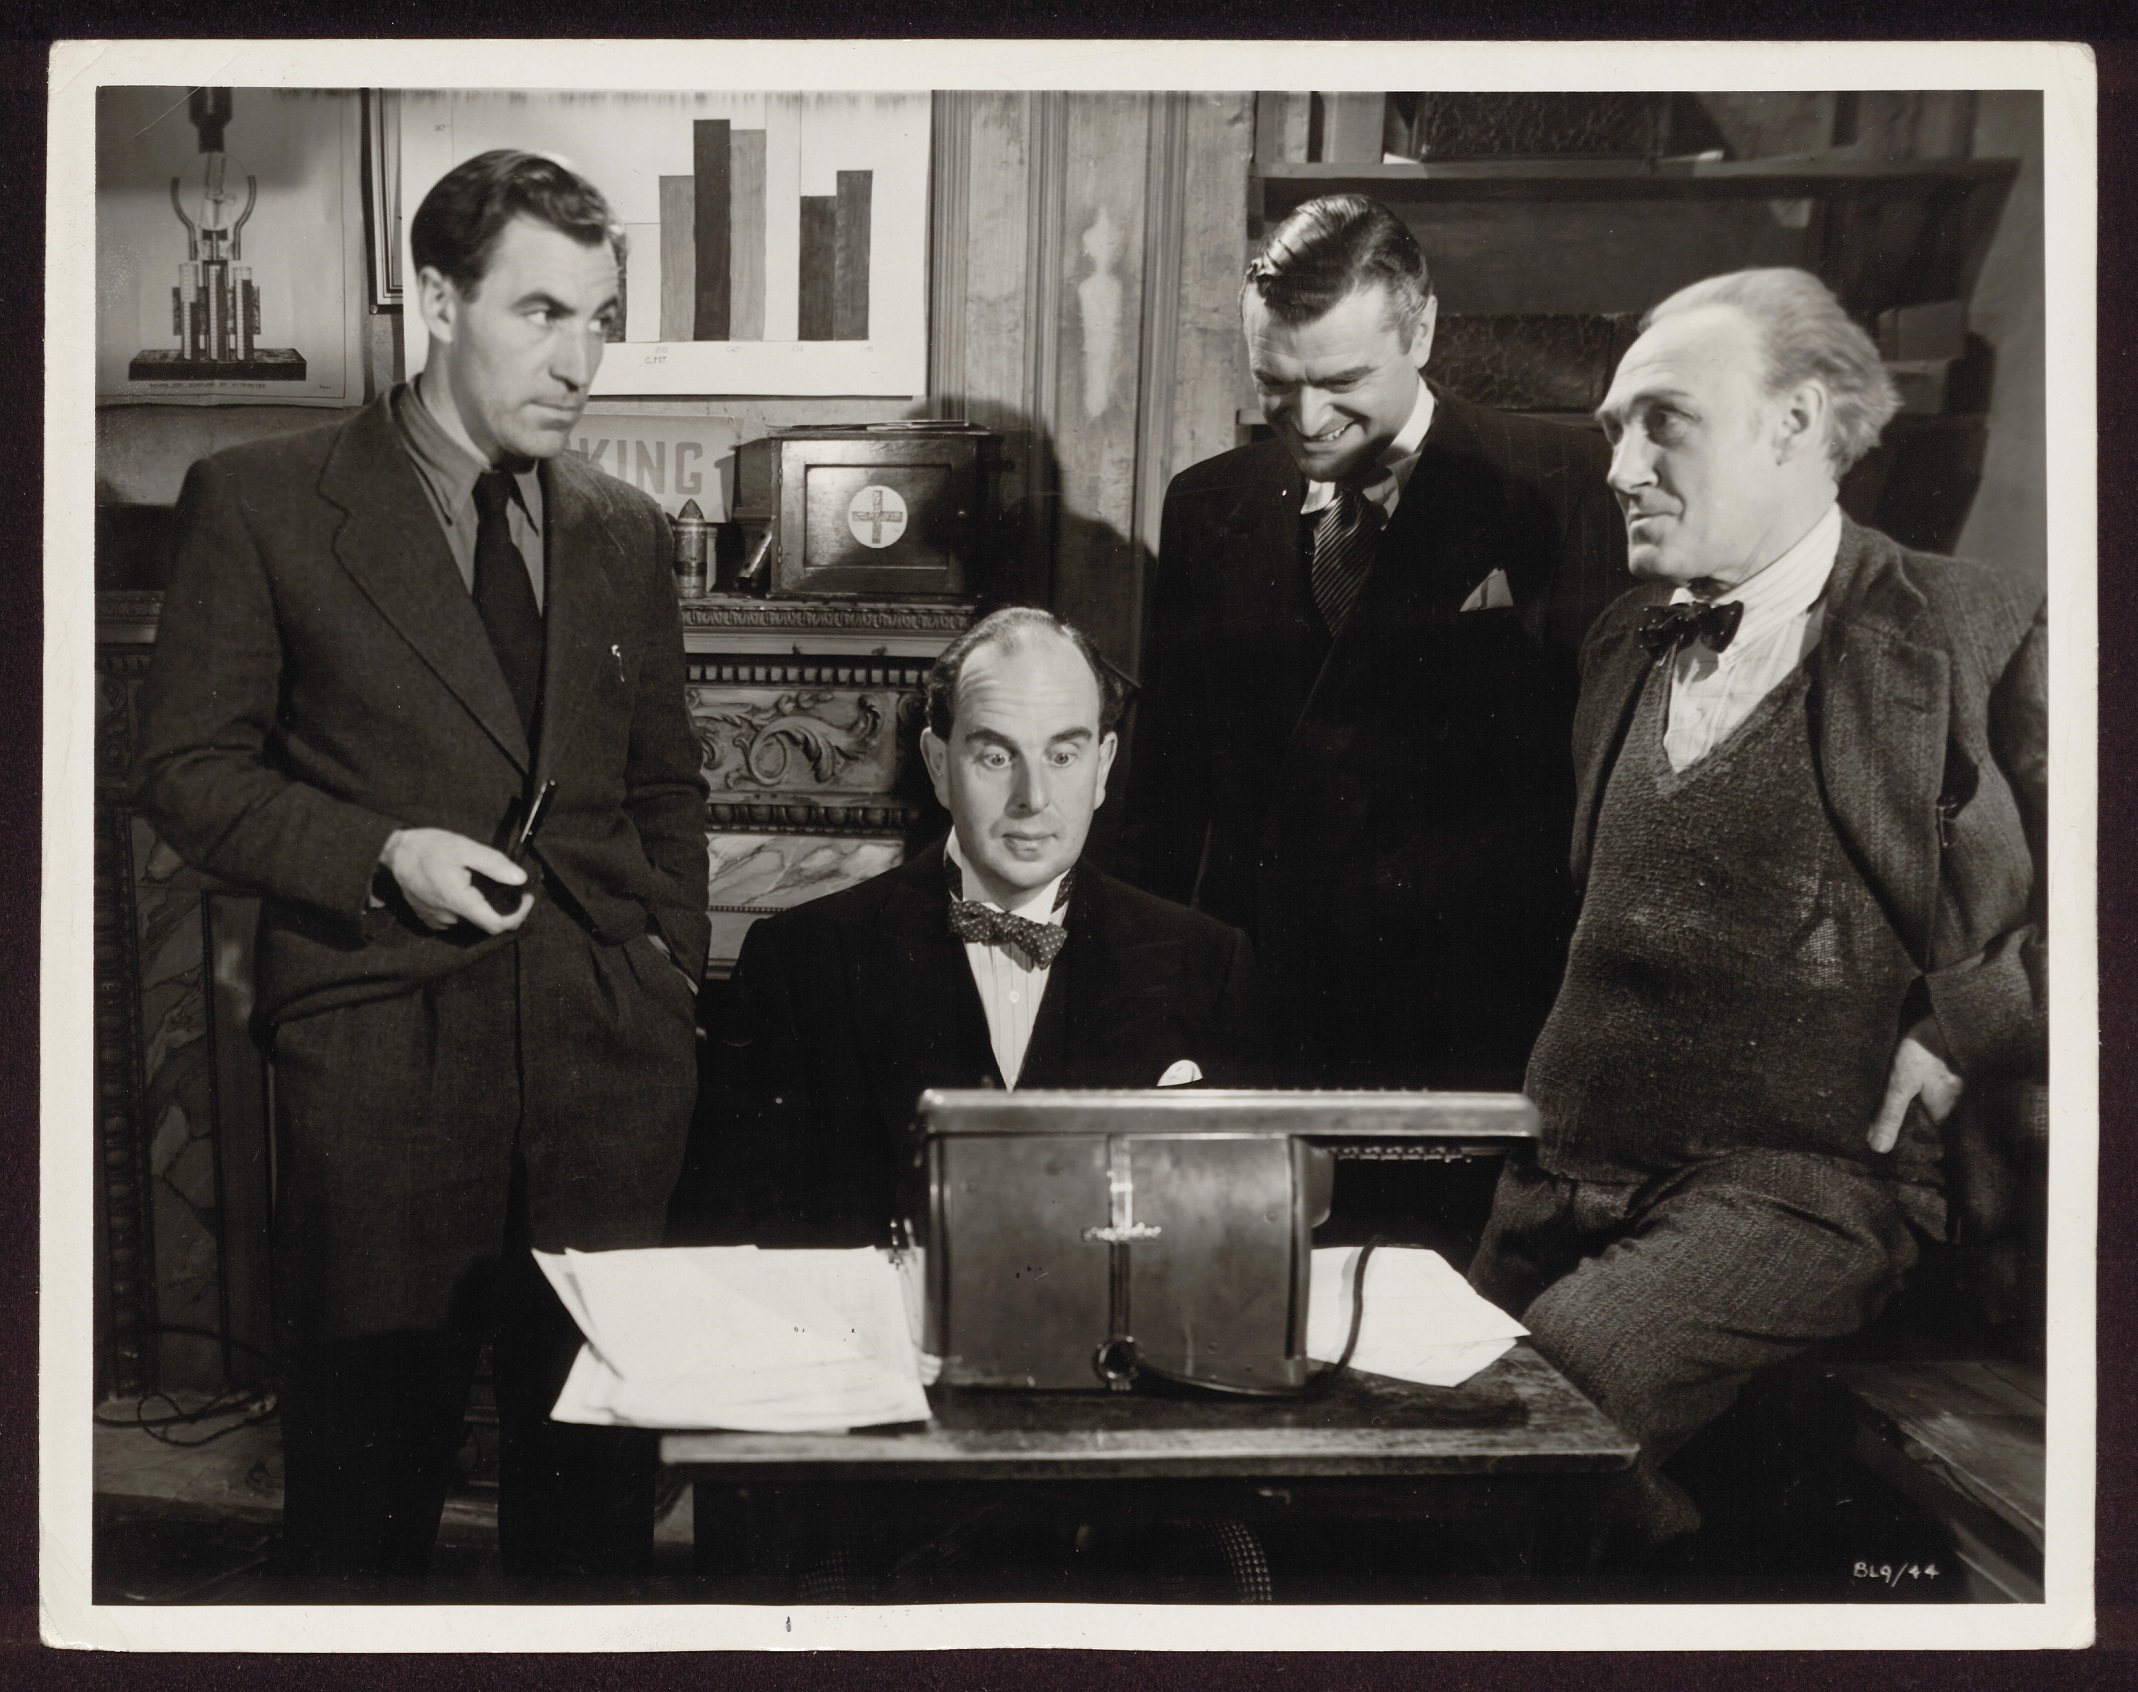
1459,567,1515,612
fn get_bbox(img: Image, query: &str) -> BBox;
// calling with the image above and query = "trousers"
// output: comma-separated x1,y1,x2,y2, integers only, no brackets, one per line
268,897,699,1596
1469,1148,1919,1551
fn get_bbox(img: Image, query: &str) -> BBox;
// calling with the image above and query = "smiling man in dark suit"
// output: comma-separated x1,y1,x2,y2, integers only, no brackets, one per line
134,151,709,1596
721,606,1264,1249
1117,193,1625,1091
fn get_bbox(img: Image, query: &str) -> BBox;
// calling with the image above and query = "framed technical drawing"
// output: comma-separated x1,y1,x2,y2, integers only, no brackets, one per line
397,90,931,397
95,86,366,405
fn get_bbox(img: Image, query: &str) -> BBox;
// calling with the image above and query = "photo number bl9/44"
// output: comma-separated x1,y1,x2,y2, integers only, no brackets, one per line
1853,1561,1941,1587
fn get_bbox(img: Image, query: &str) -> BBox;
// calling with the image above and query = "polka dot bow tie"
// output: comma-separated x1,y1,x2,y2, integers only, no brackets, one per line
945,855,1074,969
1637,598,1745,658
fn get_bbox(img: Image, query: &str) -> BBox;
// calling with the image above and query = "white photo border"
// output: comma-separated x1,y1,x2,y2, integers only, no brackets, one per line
41,35,2099,1653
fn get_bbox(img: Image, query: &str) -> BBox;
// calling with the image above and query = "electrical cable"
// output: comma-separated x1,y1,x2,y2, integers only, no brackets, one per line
93,1325,281,1447
1129,1237,1383,1399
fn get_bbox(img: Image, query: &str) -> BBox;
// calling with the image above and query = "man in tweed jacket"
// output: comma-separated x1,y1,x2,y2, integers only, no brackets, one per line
1117,194,1625,1091
1469,268,2047,1554
134,152,709,1595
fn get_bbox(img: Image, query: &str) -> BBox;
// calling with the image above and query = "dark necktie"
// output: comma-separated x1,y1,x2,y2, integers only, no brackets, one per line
946,854,1074,969
1307,483,1378,634
472,469,545,738
1637,598,1745,659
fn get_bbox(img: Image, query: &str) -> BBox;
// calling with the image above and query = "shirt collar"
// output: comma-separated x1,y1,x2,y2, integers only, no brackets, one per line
1300,377,1436,519
1671,503,1842,657
946,831,1068,926
397,373,542,524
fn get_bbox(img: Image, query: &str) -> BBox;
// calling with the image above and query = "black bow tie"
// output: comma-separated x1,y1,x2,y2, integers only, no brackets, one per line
946,854,1074,968
1637,599,1746,658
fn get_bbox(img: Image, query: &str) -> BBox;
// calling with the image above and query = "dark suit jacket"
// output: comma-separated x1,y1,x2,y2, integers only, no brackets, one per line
1568,517,2047,1237
713,843,1267,1247
1116,387,1626,1088
133,394,711,1026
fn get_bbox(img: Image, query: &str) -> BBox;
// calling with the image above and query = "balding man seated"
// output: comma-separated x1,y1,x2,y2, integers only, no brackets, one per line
720,605,1268,1250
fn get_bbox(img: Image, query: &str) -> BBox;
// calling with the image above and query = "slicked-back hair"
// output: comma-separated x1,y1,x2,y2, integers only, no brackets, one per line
1643,267,1900,475
411,149,628,298
924,607,1126,742
1242,193,1433,340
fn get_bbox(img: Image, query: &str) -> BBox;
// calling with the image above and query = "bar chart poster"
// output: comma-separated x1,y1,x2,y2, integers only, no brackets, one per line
398,92,929,397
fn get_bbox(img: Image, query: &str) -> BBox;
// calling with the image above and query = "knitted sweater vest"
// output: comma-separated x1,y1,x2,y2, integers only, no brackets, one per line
1527,658,1925,1181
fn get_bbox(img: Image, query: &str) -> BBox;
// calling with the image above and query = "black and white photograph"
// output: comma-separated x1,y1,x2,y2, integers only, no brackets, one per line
40,37,2094,1652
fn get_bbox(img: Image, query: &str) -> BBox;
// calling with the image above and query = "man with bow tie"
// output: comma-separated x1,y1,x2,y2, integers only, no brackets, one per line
718,607,1266,1249
1115,193,1625,1094
1469,267,2047,1557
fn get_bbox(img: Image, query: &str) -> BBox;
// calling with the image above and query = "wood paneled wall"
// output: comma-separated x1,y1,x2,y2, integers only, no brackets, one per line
931,91,1253,679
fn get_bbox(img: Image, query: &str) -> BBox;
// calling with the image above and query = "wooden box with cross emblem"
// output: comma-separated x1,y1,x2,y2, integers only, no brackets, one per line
900,1089,1539,1394
732,422,998,599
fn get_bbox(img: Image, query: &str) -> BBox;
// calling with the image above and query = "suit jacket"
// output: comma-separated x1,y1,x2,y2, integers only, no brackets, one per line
1569,517,2047,1237
712,843,1268,1247
134,393,711,1025
1116,387,1626,1088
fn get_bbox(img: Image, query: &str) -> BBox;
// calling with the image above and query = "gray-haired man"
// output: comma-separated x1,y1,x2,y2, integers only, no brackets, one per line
1469,268,2047,1554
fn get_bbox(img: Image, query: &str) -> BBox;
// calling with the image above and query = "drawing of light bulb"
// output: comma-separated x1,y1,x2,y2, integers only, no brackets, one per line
132,87,306,383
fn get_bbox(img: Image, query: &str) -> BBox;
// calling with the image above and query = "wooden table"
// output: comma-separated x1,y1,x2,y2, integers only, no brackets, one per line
662,1343,1634,1602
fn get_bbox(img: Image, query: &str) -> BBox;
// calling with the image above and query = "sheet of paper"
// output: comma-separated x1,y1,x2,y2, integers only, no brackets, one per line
536,1245,929,1432
571,1246,867,1373
1306,1246,1529,1388
550,1339,626,1427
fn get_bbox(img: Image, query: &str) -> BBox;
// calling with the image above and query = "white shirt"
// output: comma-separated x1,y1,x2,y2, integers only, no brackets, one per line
945,833,1068,1089
1298,378,1436,523
1663,504,1843,772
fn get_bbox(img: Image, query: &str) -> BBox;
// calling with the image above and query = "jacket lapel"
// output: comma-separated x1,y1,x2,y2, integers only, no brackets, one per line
1020,870,1186,1089
1568,584,1671,886
1203,444,1325,690
1016,882,1100,1088
1014,944,1077,1091
1567,518,1949,960
1378,386,1480,608
848,847,1001,1137
317,398,531,773
532,452,623,787
1265,392,1499,863
1806,519,1948,963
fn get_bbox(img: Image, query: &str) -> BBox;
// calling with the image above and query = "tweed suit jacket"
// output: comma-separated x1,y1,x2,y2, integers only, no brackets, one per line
1116,386,1627,1088
134,393,712,1026
713,843,1268,1247
1570,516,2046,1090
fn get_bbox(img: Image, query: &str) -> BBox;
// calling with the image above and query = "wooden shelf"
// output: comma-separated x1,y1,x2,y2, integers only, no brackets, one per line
1252,152,2018,331
1255,155,2019,204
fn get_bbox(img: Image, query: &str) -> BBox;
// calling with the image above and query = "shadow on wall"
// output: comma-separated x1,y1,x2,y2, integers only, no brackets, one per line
952,415,1147,871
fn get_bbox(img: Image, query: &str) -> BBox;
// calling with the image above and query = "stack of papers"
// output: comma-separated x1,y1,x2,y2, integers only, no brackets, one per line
1305,1246,1529,1388
538,1246,931,1433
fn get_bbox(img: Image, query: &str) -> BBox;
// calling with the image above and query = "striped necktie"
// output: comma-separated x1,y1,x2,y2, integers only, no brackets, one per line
1308,483,1378,634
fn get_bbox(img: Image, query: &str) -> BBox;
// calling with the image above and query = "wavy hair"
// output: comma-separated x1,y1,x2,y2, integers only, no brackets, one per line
411,149,627,298
1241,194,1433,341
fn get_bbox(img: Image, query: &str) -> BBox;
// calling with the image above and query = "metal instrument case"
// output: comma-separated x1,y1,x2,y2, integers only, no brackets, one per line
902,1089,1539,1394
